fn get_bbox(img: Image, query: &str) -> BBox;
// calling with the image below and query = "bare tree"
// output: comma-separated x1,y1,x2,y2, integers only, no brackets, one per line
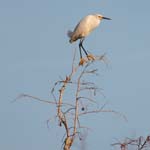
49,52,126,150
15,52,126,150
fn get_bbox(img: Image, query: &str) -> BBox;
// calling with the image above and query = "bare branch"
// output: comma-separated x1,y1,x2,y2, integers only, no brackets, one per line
79,109,127,122
13,94,74,107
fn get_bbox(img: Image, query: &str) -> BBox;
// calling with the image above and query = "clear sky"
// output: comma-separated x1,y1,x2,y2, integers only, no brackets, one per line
1,0,150,149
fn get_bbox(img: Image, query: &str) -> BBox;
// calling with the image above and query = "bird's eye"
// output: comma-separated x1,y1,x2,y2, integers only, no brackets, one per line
98,16,102,19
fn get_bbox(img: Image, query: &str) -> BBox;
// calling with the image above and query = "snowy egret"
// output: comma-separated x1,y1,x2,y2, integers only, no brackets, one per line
67,14,111,59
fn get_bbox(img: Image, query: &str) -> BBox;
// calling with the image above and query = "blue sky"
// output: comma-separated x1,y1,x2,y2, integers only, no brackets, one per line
1,0,150,149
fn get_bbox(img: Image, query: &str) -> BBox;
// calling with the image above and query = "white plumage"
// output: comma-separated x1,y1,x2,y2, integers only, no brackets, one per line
68,14,111,58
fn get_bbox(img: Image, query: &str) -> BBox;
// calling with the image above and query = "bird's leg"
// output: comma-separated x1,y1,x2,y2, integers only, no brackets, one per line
79,41,83,59
80,39,88,56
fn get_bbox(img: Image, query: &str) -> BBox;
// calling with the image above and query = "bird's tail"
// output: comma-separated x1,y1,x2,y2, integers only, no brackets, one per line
67,30,75,43
67,30,73,38
67,30,74,43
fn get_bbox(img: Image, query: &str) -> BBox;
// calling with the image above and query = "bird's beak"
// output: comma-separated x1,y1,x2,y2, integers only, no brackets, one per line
102,16,111,20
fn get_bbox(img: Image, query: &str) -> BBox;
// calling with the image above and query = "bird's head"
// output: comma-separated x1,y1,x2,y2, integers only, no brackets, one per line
95,14,111,20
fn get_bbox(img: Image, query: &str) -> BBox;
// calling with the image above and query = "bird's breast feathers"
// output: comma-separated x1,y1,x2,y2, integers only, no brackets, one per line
78,15,100,36
68,14,101,42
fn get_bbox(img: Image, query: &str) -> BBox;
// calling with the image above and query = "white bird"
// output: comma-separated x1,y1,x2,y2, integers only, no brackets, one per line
67,14,111,59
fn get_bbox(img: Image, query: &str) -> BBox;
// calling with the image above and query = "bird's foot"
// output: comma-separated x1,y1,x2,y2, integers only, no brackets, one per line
79,54,95,66
79,58,87,66
87,54,95,61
